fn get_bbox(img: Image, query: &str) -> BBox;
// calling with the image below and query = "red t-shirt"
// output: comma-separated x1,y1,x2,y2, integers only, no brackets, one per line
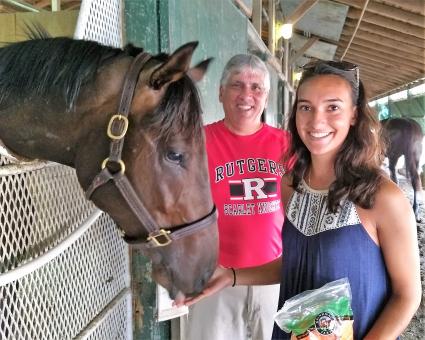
205,120,291,268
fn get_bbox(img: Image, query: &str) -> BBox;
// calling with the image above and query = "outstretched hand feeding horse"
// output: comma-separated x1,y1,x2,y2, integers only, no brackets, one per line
0,34,218,301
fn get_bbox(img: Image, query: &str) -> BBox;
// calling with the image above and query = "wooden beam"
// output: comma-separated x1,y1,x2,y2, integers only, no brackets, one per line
363,78,393,88
337,44,424,71
2,0,46,12
333,0,424,26
355,62,418,80
268,0,275,55
51,0,61,12
340,0,370,60
233,0,252,18
361,75,400,88
285,0,319,24
339,38,425,66
373,0,425,16
341,51,420,75
347,7,425,39
289,36,319,64
36,0,76,8
252,0,262,35
344,20,425,48
340,29,425,57
360,77,397,88
358,66,414,85
341,52,421,79
353,61,417,82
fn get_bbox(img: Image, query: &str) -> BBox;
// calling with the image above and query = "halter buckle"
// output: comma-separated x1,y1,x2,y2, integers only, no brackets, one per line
147,229,172,247
107,114,129,140
101,158,126,174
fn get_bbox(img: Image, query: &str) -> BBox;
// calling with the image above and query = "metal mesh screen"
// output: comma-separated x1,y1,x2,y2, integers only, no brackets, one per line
74,0,124,47
1,2,131,340
0,164,94,274
0,211,130,340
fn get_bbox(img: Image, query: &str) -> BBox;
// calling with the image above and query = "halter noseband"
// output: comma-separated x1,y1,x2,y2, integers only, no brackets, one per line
85,52,217,249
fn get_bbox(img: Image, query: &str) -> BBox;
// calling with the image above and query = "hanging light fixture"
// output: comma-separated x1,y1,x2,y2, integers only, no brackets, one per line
278,23,293,40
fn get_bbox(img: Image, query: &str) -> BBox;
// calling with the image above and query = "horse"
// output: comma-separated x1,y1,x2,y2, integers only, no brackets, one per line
381,117,424,221
0,35,218,301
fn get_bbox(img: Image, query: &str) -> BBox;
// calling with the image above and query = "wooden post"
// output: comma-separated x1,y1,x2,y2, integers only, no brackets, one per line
51,0,61,12
268,0,275,56
252,0,262,36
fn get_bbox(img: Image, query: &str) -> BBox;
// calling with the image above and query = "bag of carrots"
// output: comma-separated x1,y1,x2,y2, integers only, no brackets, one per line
274,278,354,340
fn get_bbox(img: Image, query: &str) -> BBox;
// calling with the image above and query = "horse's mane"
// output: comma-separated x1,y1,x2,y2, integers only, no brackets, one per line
0,35,142,111
0,33,202,139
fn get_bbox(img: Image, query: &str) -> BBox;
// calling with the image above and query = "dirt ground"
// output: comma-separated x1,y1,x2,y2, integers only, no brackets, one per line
395,177,425,339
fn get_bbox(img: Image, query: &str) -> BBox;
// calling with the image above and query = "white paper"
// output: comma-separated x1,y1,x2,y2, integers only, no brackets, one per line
156,284,189,322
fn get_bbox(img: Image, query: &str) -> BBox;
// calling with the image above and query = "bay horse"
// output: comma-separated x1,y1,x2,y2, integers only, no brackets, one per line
0,35,218,300
382,117,423,220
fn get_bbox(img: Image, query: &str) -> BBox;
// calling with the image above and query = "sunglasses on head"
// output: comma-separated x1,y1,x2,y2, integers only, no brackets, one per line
303,60,358,72
302,60,360,102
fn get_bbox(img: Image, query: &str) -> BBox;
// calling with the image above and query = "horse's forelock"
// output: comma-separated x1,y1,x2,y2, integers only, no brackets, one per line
147,76,203,141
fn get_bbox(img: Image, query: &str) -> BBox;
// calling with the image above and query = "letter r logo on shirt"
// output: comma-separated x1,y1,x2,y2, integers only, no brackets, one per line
241,178,268,200
229,178,278,200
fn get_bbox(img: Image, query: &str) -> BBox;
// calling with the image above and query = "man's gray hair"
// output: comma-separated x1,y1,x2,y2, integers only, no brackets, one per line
220,54,270,92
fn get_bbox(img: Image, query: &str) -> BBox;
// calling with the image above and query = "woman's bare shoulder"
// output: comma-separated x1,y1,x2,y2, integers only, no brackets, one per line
373,177,415,227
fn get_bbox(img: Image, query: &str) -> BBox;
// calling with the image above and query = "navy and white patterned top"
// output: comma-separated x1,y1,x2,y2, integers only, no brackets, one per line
272,180,391,340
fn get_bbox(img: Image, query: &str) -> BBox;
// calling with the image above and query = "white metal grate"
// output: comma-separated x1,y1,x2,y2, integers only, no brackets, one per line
1,2,131,339
0,164,95,274
74,0,124,47
0,213,130,340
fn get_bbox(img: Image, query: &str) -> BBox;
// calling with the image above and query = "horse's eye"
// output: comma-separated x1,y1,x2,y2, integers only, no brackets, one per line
166,151,184,164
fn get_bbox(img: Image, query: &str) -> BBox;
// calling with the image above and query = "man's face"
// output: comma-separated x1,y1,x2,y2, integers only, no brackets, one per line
219,67,269,127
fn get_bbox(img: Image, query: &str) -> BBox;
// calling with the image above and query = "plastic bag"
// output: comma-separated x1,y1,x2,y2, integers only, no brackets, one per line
274,278,354,339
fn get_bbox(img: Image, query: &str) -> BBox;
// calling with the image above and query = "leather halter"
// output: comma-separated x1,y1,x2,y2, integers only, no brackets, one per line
85,52,217,249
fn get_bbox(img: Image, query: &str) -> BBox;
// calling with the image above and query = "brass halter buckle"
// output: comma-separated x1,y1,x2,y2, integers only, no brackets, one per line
147,229,172,247
107,114,129,140
101,158,126,174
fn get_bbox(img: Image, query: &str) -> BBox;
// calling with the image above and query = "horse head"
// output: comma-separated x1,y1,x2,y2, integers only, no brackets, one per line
0,38,218,299
75,43,219,299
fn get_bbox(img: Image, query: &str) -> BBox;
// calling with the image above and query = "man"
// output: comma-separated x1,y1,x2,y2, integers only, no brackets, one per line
180,54,291,340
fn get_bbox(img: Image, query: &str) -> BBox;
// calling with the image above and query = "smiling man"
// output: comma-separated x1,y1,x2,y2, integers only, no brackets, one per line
178,54,292,340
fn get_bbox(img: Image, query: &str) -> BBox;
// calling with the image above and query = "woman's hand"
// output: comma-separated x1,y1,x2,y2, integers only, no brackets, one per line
174,265,233,307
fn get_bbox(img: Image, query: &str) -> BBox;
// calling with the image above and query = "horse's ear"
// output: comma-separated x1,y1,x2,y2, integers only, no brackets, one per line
150,41,199,89
187,58,213,82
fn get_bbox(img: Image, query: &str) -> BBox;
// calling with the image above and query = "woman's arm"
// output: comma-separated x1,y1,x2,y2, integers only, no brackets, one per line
180,257,282,307
363,179,421,339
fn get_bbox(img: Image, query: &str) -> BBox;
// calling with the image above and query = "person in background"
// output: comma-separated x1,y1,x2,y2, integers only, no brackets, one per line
176,54,292,340
181,60,421,340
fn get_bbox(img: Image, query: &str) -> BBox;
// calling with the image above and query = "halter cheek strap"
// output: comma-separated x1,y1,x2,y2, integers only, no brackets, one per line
85,52,217,249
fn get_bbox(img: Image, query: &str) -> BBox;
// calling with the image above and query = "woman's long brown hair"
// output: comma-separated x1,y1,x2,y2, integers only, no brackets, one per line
286,72,386,212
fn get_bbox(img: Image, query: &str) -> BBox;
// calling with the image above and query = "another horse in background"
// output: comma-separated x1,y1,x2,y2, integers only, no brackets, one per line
382,117,424,221
0,35,218,300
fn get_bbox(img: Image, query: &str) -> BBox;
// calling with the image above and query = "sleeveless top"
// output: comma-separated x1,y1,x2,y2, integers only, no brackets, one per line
272,180,391,340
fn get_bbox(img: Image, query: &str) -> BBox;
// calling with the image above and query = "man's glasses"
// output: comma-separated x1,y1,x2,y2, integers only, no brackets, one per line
302,60,360,102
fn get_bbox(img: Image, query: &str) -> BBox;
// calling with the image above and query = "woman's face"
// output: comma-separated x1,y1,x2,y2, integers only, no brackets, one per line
295,74,357,160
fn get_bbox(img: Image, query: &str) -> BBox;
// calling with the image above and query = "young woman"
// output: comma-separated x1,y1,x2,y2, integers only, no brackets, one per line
181,61,421,340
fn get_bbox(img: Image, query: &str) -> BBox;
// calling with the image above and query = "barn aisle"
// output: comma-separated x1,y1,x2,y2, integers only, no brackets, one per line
392,175,425,339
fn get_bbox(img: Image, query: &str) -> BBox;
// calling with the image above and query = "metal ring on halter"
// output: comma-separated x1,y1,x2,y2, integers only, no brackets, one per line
107,114,129,140
147,229,172,247
101,158,126,174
